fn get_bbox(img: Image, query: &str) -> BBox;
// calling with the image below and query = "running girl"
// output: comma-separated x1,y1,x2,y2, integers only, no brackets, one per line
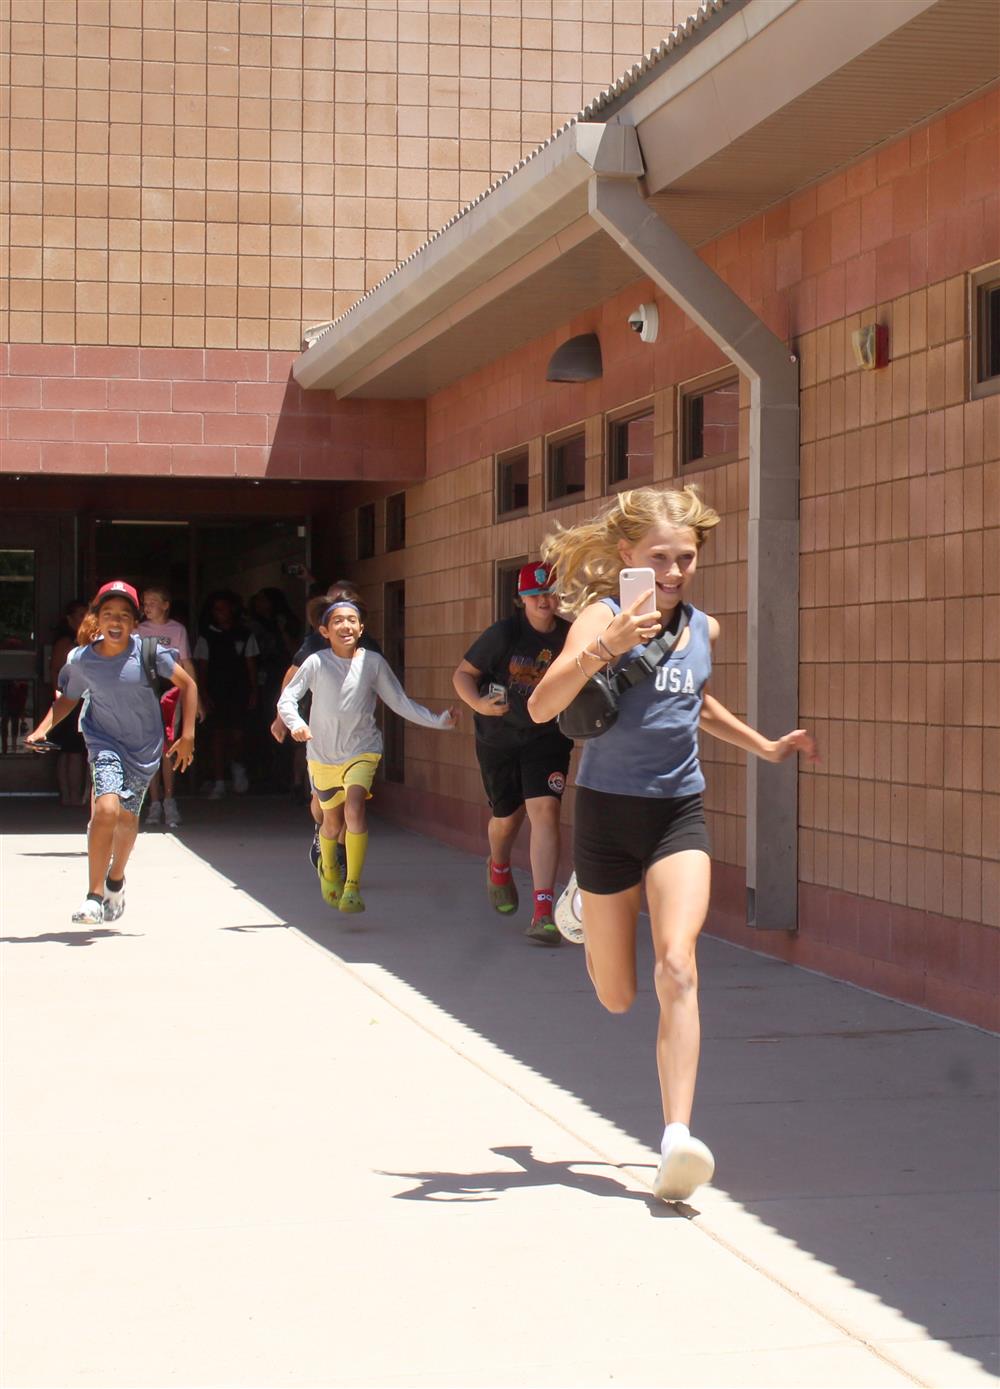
277,595,458,914
528,487,818,1202
26,580,198,925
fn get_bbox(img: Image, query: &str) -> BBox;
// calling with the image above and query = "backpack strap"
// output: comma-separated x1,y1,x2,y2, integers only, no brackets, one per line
139,636,161,689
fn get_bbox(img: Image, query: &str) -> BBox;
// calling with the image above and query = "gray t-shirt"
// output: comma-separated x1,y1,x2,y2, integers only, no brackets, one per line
58,635,177,777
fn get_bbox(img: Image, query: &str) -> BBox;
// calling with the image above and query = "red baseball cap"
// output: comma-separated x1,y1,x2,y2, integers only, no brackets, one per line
517,561,556,596
95,580,140,614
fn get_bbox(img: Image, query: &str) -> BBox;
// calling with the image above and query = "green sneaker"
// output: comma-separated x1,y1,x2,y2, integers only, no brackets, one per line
339,881,365,914
316,858,342,907
524,915,561,946
487,858,518,914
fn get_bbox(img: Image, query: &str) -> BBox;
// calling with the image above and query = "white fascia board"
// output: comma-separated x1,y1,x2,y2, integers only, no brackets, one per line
292,124,642,392
631,0,940,193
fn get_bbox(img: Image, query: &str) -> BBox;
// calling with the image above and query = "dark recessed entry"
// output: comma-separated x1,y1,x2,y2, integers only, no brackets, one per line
546,333,603,382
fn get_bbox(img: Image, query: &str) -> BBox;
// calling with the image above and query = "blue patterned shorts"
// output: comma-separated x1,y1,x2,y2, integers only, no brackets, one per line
91,750,151,813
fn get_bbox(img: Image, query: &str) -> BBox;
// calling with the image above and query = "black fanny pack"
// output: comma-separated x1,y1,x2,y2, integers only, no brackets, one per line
557,605,689,741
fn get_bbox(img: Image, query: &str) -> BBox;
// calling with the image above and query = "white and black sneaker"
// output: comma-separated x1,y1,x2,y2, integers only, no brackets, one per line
163,797,181,829
554,872,585,944
145,800,163,827
71,896,105,926
102,879,126,923
309,826,321,870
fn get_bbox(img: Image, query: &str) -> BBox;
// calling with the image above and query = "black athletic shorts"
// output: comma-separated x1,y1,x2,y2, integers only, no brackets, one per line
574,786,710,895
475,732,572,819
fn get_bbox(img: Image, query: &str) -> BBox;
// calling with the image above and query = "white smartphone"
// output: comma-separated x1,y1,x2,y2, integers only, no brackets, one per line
619,566,657,613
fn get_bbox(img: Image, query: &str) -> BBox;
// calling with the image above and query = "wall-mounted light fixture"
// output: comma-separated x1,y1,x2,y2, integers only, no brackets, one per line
851,323,889,371
546,333,603,382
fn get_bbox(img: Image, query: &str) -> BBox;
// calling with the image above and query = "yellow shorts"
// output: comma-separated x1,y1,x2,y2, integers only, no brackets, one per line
308,753,381,808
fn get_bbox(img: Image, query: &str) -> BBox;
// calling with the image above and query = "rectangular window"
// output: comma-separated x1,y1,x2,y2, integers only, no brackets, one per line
357,502,375,561
495,554,528,621
545,429,586,505
680,373,739,468
971,263,1000,400
385,492,406,552
495,446,530,519
0,550,36,651
607,406,654,488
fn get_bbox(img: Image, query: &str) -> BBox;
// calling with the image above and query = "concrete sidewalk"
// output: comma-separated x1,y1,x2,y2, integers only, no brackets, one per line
2,799,997,1389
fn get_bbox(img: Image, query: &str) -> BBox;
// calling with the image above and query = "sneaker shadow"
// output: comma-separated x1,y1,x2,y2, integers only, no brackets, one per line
378,1143,687,1219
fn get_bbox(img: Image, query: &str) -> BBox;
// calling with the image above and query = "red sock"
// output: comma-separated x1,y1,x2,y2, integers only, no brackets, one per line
490,860,512,885
532,889,554,920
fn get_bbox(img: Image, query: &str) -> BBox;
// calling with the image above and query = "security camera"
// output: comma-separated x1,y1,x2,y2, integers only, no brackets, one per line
627,302,659,343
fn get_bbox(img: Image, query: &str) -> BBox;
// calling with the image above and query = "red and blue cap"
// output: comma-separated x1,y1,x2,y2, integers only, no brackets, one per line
517,561,556,596
95,580,141,614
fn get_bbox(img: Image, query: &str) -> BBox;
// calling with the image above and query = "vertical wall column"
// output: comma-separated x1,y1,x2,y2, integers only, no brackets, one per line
588,159,800,930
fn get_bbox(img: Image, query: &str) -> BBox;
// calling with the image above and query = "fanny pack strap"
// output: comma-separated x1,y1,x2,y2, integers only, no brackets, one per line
609,604,690,695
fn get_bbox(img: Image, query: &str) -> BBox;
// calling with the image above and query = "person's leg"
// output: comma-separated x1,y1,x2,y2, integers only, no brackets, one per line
487,805,525,871
577,885,642,1012
56,753,72,806
317,799,346,905
643,849,712,1128
339,784,369,913
106,809,140,884
87,793,121,895
68,752,87,807
523,794,562,944
644,847,714,1200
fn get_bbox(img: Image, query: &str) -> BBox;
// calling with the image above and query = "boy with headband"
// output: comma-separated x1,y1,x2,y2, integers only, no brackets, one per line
277,594,459,913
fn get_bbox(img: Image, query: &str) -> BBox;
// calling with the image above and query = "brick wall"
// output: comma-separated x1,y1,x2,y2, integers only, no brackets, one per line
2,0,694,349
1,342,424,480
342,88,999,1028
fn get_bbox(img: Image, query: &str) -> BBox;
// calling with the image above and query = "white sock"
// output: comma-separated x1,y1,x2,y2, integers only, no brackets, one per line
661,1121,690,1156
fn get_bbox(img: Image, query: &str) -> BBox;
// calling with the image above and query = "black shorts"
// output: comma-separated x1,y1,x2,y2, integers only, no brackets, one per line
475,733,572,819
574,786,710,895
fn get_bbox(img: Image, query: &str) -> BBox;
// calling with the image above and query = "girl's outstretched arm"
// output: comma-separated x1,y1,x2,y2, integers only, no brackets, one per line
699,693,820,764
373,657,458,729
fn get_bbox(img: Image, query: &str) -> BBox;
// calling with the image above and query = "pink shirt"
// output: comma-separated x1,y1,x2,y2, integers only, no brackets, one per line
137,618,191,662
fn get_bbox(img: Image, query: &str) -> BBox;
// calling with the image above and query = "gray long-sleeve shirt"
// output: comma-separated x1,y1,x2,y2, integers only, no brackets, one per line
277,647,451,764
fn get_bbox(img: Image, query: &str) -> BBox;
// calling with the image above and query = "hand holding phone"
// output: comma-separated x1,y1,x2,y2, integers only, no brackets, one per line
26,737,60,753
619,567,657,614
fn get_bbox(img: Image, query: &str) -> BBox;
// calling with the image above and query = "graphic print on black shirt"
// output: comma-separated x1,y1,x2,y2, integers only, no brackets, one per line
463,612,571,747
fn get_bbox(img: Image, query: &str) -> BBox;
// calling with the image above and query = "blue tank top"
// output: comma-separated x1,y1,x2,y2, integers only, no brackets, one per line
576,600,711,799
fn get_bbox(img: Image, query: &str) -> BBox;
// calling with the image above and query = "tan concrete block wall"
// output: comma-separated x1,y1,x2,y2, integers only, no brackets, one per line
2,0,694,350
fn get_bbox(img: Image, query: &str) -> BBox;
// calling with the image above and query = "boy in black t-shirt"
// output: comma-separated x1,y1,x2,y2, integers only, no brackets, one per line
452,561,572,945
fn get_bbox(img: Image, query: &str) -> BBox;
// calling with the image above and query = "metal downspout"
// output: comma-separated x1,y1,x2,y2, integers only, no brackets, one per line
587,147,801,932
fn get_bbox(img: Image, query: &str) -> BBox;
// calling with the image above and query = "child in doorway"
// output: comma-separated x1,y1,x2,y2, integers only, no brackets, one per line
26,580,198,925
138,584,201,828
193,590,259,799
277,594,459,914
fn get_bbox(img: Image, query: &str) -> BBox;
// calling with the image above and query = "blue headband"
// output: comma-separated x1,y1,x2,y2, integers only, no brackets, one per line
323,600,362,625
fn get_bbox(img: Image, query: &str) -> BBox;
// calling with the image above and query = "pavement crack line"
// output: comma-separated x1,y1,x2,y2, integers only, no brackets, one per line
284,924,931,1389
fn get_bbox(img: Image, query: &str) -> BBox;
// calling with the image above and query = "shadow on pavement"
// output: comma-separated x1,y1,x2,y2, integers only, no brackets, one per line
0,928,141,947
5,797,998,1372
380,1143,680,1218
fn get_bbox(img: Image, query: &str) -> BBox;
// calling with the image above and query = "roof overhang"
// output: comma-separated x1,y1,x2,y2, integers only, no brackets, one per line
294,0,1000,399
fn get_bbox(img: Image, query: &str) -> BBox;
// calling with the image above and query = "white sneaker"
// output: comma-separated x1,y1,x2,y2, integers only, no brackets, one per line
231,762,249,794
163,797,181,828
145,800,163,826
102,882,126,922
654,1135,715,1202
207,780,226,800
554,872,585,944
71,897,104,926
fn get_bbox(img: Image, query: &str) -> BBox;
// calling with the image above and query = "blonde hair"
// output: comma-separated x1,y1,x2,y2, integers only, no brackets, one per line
541,485,720,616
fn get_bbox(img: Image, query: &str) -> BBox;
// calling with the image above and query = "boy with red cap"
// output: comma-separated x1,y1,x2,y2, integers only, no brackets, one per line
26,581,198,925
452,561,573,944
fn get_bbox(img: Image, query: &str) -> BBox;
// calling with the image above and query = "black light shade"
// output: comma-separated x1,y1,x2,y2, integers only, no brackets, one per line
546,332,603,382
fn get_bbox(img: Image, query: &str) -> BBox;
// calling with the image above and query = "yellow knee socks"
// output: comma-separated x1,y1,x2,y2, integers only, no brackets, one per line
345,829,368,886
319,834,342,883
